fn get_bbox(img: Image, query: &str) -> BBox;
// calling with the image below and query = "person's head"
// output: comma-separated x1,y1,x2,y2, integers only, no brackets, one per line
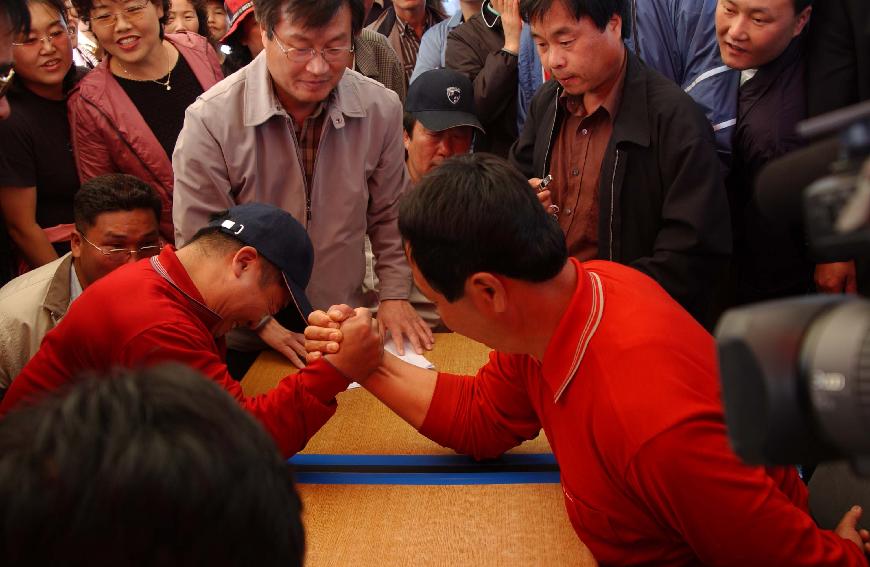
221,0,261,65
10,0,74,100
0,364,305,567
256,0,363,113
399,153,567,345
715,0,811,70
165,0,208,35
202,0,226,41
0,0,31,119
62,0,78,46
71,174,162,288
403,68,484,183
184,203,315,335
521,0,628,97
71,0,170,68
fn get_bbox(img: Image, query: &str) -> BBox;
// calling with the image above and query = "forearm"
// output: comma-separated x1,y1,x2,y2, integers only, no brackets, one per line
361,353,437,429
7,222,58,268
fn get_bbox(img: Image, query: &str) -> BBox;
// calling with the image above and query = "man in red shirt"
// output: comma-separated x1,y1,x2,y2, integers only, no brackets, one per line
1,203,381,457
306,153,870,564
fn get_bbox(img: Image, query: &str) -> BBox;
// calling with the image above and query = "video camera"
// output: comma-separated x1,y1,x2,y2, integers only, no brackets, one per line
715,100,870,476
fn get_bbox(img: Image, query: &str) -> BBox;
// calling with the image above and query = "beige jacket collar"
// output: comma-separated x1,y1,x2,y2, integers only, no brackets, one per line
42,253,74,321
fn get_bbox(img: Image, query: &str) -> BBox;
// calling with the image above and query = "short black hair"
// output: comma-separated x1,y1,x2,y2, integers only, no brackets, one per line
0,365,305,566
73,174,162,231
72,0,170,33
256,0,364,40
403,111,416,137
520,0,631,39
794,0,812,13
0,0,31,35
399,153,568,302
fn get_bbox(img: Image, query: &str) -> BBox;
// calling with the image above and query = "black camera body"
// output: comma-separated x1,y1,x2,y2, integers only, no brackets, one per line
715,101,870,474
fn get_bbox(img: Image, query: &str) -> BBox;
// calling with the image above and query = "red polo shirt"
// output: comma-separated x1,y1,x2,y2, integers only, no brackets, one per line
420,258,866,565
1,247,350,457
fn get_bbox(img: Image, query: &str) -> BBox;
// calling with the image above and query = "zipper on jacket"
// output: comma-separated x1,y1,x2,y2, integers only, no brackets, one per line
287,118,312,223
608,149,621,261
542,88,560,178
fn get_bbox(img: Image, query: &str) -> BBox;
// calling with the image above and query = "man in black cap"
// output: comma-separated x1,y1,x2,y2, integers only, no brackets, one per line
403,68,485,184
363,68,485,330
1,203,382,458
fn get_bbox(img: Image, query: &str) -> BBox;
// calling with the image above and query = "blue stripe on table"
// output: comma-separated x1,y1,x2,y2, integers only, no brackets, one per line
288,454,560,484
294,470,561,485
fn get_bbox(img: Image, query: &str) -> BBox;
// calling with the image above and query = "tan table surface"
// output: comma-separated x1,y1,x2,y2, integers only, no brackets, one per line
242,333,595,566
241,333,552,455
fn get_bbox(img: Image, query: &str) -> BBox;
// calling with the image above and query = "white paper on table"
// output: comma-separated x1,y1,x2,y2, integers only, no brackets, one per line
344,336,434,391
384,335,435,370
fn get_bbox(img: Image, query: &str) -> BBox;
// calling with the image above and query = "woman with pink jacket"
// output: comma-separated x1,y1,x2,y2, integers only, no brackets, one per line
68,0,222,242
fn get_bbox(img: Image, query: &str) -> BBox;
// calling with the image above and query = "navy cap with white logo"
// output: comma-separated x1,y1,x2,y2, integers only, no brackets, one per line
207,203,314,332
406,69,485,134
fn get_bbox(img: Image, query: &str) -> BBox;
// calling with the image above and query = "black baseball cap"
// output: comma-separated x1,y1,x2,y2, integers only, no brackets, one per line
406,69,485,134
207,203,314,332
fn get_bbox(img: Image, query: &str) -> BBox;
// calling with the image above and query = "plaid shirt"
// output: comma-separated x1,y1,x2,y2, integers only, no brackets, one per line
368,7,443,86
291,101,328,220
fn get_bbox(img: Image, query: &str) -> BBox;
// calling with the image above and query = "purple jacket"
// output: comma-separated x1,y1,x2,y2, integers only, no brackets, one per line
67,32,223,242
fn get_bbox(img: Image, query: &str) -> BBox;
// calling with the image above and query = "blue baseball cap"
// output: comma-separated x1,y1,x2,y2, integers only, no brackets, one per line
207,203,314,332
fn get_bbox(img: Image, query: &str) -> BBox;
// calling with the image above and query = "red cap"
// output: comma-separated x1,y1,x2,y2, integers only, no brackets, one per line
221,0,255,43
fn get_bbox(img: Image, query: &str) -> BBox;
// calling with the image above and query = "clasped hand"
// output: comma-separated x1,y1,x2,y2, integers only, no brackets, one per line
304,305,383,383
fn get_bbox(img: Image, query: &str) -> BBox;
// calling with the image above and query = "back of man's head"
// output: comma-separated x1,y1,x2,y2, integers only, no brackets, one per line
256,0,364,40
520,0,631,39
73,174,162,232
0,365,305,567
399,153,567,302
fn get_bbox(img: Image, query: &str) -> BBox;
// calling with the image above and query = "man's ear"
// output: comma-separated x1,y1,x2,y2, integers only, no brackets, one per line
793,6,811,37
466,272,508,314
70,230,83,258
232,246,260,278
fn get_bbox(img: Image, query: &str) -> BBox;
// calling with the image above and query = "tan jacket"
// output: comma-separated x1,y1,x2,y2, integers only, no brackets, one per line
0,254,73,389
172,52,412,311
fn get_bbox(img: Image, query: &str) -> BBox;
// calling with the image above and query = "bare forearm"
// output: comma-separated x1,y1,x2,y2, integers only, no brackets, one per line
8,223,58,268
361,353,437,429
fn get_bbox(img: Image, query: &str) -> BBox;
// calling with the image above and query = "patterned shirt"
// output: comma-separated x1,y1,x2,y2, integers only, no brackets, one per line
367,7,444,86
291,100,328,221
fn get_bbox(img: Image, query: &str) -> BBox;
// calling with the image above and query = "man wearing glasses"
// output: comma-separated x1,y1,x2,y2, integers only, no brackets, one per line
173,0,432,377
0,174,162,396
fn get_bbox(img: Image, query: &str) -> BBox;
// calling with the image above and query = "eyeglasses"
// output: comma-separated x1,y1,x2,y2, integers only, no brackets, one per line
89,1,150,27
12,27,74,49
0,66,14,100
80,233,162,262
272,34,354,64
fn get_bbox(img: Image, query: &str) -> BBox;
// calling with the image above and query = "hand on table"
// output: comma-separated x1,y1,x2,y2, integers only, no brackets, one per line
815,261,858,294
834,505,870,555
256,317,307,368
304,305,384,383
376,299,434,356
